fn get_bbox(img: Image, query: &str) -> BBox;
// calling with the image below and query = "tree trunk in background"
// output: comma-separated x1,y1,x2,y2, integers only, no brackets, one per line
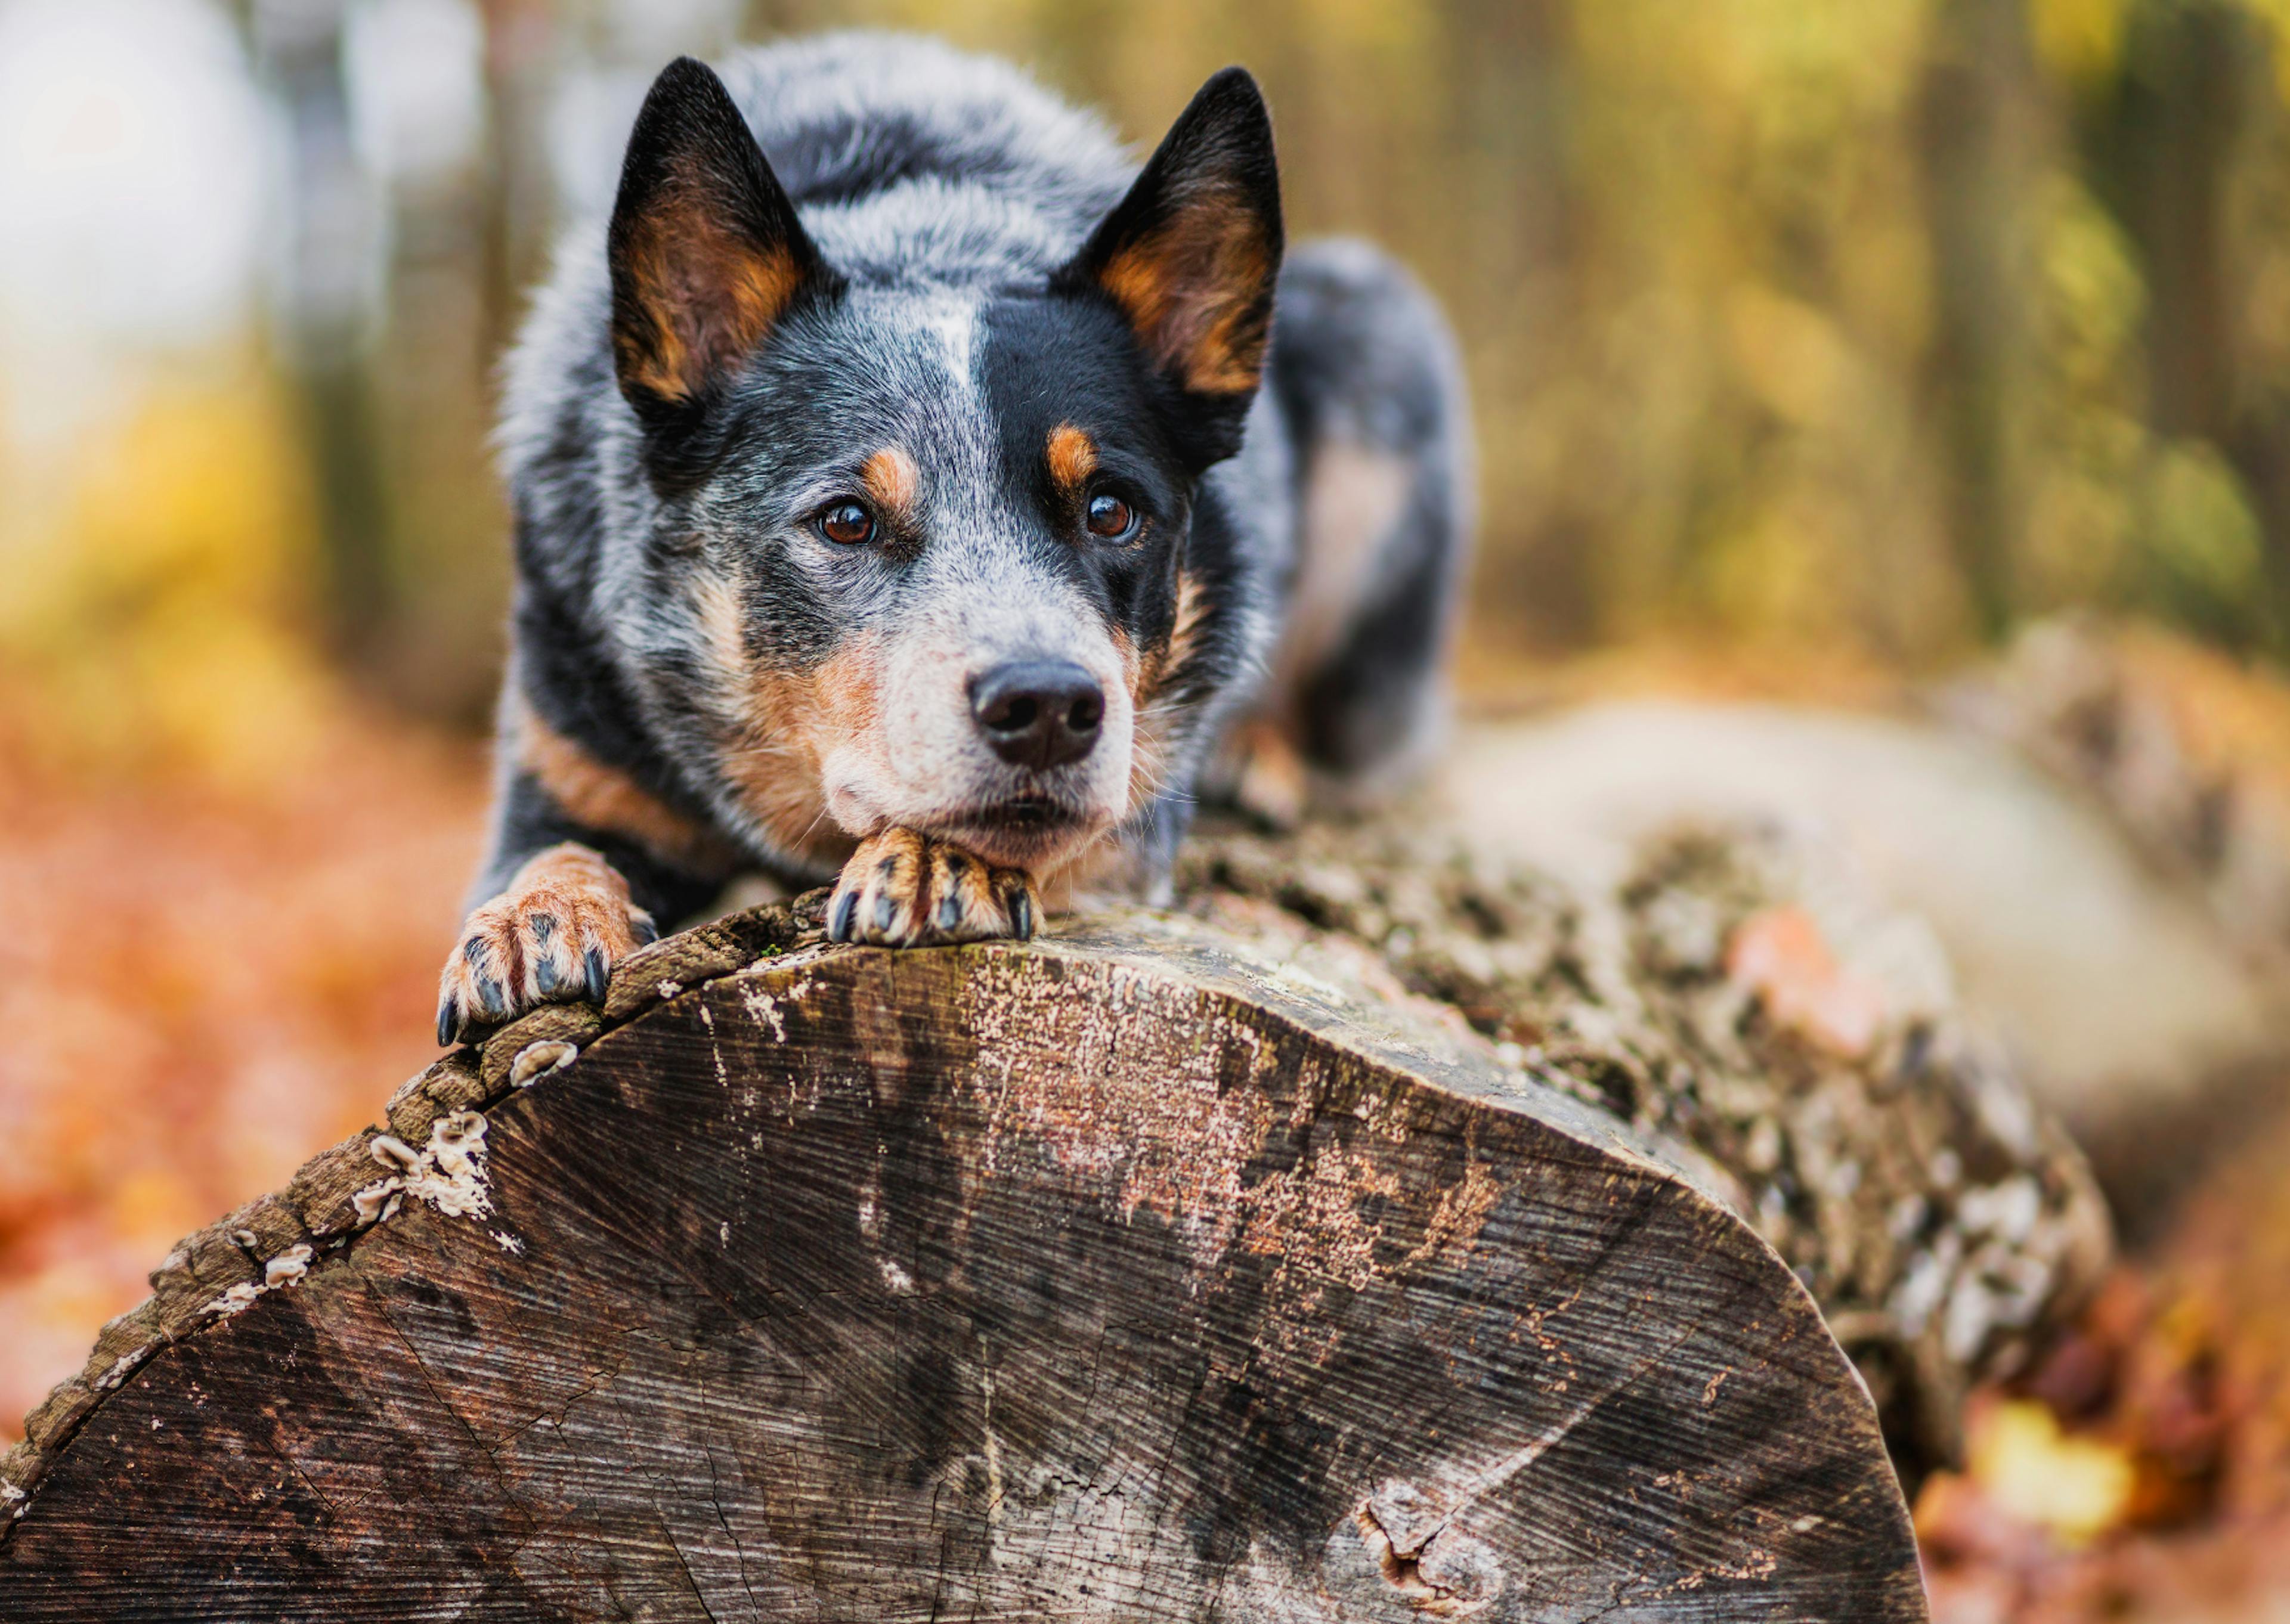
371,166,512,725
249,0,396,674
1440,0,1587,650
2116,5,2243,451
1918,0,2044,644
479,0,561,365
2074,0,2290,650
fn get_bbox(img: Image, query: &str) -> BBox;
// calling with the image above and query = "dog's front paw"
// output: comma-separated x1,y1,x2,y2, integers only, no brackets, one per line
826,828,1036,947
437,843,657,1044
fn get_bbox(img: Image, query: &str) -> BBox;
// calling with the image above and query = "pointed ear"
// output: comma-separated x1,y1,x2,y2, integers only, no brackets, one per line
607,57,825,422
1060,68,1283,431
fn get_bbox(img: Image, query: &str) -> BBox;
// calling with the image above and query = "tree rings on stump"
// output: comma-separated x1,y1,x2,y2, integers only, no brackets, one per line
0,914,1926,1620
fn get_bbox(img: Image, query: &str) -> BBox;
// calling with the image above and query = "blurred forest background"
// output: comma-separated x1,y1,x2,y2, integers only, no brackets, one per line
11,0,2290,1616
19,0,2290,748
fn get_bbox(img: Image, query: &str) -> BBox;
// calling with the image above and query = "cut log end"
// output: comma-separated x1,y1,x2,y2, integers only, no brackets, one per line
0,909,1926,1620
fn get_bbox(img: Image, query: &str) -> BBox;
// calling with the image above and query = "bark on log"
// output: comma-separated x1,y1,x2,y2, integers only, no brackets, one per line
1177,819,2113,1474
0,821,2106,1620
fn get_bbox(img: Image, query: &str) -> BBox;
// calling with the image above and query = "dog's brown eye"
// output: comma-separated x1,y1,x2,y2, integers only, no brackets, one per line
819,502,875,546
1085,493,1134,539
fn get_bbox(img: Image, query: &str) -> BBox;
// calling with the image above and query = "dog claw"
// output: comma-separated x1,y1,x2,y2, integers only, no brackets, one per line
437,843,648,1046
826,828,1038,948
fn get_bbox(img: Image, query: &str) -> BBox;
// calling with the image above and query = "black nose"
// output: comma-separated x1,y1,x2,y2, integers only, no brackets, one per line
969,659,1104,771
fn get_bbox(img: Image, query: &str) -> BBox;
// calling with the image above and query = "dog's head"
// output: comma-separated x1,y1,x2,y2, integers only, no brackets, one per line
599,56,1281,879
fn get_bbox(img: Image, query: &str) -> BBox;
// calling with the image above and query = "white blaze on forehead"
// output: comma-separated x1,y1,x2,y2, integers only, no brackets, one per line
889,286,1008,551
918,289,983,406
805,284,1137,860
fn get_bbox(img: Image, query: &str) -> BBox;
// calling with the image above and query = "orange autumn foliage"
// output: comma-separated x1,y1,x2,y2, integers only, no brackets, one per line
0,700,485,1443
1920,1099,2290,1623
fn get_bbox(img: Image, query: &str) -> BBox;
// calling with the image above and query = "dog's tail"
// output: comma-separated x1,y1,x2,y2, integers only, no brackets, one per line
1264,237,1474,792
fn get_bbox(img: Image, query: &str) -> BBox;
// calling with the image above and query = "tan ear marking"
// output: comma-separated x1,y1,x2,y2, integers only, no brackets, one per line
860,447,921,522
1096,196,1274,395
1047,423,1098,492
614,157,807,405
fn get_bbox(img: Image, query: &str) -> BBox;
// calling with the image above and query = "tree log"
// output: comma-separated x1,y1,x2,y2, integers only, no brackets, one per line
1177,819,2113,1475
0,822,2106,1620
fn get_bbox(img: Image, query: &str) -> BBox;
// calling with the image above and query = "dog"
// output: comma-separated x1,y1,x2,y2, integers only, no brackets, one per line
438,33,1470,1044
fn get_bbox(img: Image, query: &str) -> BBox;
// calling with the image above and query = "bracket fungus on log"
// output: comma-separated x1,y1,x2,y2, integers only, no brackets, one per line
0,895,1935,1620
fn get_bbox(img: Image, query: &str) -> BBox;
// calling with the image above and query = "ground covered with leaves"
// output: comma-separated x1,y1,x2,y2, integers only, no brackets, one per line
0,701,484,1444
1918,1108,2290,1622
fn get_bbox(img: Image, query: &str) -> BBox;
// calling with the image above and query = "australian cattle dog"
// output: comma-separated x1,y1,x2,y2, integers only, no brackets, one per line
438,33,1471,1043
